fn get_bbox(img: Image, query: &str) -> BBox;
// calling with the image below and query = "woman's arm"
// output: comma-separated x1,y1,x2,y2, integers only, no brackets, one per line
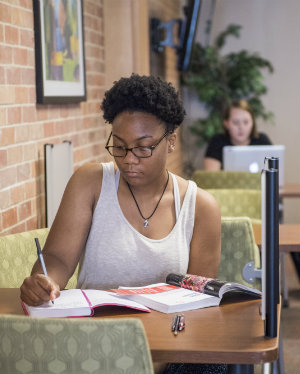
20,163,103,305
204,157,221,171
188,188,221,278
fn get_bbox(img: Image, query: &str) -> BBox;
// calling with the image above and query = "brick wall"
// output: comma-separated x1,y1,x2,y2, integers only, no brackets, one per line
0,0,184,235
0,0,107,234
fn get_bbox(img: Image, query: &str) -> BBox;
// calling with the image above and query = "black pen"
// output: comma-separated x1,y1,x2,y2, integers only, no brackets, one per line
34,238,54,304
173,314,181,336
171,314,178,332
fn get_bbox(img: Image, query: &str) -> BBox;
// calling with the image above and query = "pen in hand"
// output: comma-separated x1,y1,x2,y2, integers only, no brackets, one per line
34,238,54,304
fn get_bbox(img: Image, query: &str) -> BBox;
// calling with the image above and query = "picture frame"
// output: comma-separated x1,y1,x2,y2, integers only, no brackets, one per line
33,0,86,104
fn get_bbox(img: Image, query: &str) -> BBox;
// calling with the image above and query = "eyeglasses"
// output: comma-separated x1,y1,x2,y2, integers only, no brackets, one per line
105,131,170,158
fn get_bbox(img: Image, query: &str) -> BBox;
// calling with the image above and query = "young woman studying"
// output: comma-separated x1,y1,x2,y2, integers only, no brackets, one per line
204,100,272,171
20,74,223,373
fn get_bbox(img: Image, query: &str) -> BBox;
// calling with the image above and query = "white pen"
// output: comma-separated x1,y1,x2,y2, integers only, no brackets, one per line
34,237,54,304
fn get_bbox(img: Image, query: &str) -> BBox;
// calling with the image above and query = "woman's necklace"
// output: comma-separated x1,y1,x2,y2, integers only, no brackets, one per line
127,171,169,228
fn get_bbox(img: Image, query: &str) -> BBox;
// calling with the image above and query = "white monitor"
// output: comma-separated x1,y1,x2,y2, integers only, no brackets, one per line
223,145,285,186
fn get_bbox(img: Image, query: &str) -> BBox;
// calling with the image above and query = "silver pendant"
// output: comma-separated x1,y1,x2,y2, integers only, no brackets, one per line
144,220,149,228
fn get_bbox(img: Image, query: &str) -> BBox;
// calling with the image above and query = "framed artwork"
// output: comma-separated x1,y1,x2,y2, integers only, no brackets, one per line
33,0,86,104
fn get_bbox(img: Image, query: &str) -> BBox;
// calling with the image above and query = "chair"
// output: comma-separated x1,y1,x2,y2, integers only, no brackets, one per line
192,170,261,189
207,188,261,224
219,216,261,289
0,228,78,288
0,314,154,374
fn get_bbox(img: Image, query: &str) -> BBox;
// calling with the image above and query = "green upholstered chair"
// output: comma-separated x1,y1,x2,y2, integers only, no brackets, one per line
0,314,154,374
219,217,261,289
0,228,78,288
192,170,261,190
207,189,261,224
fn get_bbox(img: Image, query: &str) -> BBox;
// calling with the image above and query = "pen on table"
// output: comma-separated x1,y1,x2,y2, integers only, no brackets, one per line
173,314,181,336
34,237,54,304
178,314,185,331
171,314,178,332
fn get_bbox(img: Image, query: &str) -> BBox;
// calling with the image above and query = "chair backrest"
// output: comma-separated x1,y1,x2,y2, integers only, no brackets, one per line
219,217,261,289
207,189,261,224
192,170,261,189
0,314,154,374
0,228,78,288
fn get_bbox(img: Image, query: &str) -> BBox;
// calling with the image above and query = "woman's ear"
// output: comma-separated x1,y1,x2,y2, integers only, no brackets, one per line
168,132,177,153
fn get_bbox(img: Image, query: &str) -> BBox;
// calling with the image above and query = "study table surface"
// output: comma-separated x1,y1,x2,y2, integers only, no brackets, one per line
279,183,300,198
0,288,279,365
252,224,300,253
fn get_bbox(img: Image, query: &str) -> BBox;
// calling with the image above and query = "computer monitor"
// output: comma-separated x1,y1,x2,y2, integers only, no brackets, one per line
223,145,285,186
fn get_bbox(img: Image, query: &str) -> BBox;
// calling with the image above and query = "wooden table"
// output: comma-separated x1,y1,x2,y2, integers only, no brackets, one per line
279,183,300,198
252,224,300,253
1,288,279,367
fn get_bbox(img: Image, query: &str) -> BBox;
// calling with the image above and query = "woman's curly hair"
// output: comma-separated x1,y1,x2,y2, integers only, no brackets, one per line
101,74,185,132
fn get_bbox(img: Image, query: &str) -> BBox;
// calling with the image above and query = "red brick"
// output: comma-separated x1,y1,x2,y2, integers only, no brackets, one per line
0,46,12,64
0,86,15,104
15,86,31,104
7,107,21,125
21,68,35,85
0,166,18,189
23,143,37,162
26,216,38,231
6,67,22,84
0,107,6,125
36,108,48,121
19,0,32,9
0,149,8,168
29,87,36,103
3,222,26,235
27,49,34,67
7,146,23,165
10,184,25,205
15,125,29,143
0,189,10,210
1,127,15,146
0,3,12,23
0,24,4,42
18,200,31,221
12,7,33,29
13,47,27,65
0,66,4,84
5,25,19,45
2,207,18,229
17,162,31,182
22,105,36,123
24,180,37,199
44,121,55,138
31,159,43,178
29,123,43,140
20,29,34,48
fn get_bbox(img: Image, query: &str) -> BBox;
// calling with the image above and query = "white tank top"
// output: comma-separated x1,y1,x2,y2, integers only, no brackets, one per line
77,162,197,289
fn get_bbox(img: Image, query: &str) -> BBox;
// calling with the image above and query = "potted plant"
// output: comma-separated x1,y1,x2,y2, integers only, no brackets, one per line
182,24,274,144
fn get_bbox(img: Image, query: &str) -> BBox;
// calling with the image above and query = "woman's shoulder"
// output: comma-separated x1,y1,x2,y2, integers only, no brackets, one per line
253,132,272,145
67,162,106,197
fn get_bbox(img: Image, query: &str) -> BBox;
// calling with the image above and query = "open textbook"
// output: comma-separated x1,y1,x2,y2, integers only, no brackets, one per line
21,289,150,318
113,281,261,314
22,280,262,317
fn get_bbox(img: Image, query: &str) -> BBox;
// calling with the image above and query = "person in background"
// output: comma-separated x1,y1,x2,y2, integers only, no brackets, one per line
20,74,224,373
204,99,272,171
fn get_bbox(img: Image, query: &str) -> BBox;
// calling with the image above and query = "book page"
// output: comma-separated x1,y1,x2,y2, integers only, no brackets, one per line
23,289,90,318
83,289,150,312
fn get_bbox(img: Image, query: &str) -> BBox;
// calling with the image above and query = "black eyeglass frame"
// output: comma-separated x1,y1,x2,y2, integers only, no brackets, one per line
105,131,170,158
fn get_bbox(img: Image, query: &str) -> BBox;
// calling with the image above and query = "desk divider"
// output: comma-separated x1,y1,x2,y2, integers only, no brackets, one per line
261,157,280,338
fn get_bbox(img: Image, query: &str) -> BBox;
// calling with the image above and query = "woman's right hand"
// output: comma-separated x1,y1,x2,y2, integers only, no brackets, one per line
20,273,60,306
